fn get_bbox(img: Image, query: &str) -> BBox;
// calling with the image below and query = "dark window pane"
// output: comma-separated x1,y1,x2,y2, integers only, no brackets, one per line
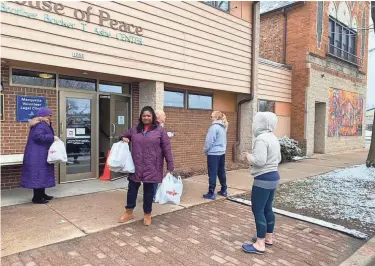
203,1,229,12
259,100,275,113
12,69,56,87
188,94,212,110
59,75,96,90
164,90,184,108
99,82,130,94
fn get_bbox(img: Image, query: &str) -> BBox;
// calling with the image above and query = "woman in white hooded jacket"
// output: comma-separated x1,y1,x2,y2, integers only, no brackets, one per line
242,112,281,255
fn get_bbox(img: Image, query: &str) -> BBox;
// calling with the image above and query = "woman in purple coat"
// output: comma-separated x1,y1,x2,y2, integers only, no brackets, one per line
21,108,58,204
119,106,174,226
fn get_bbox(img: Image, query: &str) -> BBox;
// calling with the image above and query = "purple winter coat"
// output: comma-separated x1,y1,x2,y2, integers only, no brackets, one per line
21,119,55,189
122,124,174,183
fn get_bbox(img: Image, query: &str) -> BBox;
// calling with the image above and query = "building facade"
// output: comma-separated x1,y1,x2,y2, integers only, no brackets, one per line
260,1,369,155
0,1,262,189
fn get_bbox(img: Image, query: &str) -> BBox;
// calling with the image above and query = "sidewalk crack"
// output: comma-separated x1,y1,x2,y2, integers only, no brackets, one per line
46,204,88,235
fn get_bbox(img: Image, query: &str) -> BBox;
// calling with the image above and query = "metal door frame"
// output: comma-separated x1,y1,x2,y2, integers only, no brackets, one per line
58,90,98,183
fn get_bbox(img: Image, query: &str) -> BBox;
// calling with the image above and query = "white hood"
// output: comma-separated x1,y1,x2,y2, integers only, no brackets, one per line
252,112,278,137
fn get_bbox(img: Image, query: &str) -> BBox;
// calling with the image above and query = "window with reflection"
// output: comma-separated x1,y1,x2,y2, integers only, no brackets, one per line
59,75,96,90
188,93,213,110
164,90,185,108
12,68,56,87
203,1,230,12
99,81,131,94
259,100,275,113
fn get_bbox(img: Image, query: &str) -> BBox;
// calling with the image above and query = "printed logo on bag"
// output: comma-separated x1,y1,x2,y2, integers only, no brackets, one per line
49,150,56,154
166,190,178,196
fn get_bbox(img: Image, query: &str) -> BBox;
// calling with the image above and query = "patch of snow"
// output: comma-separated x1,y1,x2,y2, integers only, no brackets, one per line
276,165,375,233
292,156,307,161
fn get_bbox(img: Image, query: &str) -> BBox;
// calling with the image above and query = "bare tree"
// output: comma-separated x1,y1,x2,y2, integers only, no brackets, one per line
366,111,375,168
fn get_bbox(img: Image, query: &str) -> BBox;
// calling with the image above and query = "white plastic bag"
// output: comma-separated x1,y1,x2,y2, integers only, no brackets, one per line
155,173,183,205
47,140,68,164
120,143,135,173
108,142,135,173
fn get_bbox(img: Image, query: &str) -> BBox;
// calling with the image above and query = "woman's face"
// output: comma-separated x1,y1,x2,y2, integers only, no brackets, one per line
142,111,153,125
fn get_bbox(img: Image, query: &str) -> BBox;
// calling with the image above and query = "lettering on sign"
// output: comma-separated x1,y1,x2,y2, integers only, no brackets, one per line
1,2,145,45
14,1,144,36
72,52,84,59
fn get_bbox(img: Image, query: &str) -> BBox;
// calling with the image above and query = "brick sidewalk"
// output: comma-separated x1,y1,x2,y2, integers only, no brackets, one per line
2,200,363,266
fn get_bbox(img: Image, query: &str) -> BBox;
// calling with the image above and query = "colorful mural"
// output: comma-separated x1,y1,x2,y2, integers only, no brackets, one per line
328,88,363,137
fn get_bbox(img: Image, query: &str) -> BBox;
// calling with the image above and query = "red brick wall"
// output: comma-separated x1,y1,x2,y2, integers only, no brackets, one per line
1,165,22,190
260,13,284,64
259,2,369,146
1,62,58,189
164,108,236,174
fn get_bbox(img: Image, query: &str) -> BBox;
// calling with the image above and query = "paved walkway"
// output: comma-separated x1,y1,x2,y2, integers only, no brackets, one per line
1,149,369,262
1,201,364,266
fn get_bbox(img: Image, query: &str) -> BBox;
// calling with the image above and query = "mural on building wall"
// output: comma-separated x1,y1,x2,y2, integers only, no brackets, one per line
328,88,363,137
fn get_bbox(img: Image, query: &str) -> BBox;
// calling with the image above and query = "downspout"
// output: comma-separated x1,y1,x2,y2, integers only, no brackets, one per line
282,8,287,64
234,1,259,160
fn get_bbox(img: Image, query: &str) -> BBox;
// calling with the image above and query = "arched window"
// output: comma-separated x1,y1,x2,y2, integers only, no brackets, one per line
361,12,366,58
316,1,324,49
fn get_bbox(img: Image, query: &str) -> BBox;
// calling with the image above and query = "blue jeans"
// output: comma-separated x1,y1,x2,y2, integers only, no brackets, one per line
153,183,158,200
251,186,276,238
126,179,154,214
207,154,227,194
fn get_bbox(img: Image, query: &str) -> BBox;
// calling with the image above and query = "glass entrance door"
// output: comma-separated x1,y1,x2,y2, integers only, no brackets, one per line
110,95,131,145
59,91,97,182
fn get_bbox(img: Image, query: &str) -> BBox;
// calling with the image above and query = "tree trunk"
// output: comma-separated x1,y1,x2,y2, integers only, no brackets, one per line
366,111,375,168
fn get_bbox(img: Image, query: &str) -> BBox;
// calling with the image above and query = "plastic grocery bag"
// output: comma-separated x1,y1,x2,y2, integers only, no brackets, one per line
120,143,135,173
155,173,183,205
47,140,68,164
108,142,135,173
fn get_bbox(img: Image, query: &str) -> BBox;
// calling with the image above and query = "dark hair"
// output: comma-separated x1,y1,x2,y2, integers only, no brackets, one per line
137,106,158,133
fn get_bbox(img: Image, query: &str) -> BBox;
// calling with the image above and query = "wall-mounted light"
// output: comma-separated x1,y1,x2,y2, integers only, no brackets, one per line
39,73,54,79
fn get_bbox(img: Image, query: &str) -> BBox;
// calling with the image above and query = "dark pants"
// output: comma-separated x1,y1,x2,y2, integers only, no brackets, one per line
33,188,46,200
126,179,154,214
153,183,159,199
251,186,276,238
207,154,227,194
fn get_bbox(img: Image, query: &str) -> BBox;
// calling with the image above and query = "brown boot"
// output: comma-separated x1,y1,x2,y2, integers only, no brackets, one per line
144,213,152,226
119,209,134,223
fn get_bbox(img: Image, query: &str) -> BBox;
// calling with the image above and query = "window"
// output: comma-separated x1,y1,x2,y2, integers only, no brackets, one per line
164,90,185,108
259,100,275,112
59,75,96,90
11,68,56,87
99,81,130,94
328,17,360,66
203,1,229,12
188,93,212,110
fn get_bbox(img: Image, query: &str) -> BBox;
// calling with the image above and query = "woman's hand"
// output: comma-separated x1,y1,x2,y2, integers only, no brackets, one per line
122,137,129,143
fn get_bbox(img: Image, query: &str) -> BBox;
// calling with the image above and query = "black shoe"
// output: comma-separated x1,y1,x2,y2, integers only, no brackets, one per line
43,194,54,201
32,198,49,204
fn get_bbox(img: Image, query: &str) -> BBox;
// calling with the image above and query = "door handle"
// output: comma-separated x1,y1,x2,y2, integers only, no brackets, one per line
111,123,116,135
60,122,64,136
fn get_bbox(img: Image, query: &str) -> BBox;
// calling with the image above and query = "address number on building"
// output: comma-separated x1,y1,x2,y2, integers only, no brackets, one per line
72,52,84,59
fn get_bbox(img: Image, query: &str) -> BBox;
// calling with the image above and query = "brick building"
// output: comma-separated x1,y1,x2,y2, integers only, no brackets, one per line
0,1,262,189
260,1,369,155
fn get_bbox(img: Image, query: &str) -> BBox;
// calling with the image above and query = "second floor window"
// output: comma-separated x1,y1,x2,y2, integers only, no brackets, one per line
328,17,359,65
203,1,229,12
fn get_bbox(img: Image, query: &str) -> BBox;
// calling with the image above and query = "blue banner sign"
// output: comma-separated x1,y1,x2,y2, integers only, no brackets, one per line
16,96,46,122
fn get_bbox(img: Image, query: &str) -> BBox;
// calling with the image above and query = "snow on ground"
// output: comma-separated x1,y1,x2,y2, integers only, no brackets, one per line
274,165,375,235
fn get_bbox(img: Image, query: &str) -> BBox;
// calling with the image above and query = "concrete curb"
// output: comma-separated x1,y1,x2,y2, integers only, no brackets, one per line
340,236,375,266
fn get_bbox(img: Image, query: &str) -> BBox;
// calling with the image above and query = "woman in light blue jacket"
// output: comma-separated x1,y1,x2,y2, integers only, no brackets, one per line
203,111,228,200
